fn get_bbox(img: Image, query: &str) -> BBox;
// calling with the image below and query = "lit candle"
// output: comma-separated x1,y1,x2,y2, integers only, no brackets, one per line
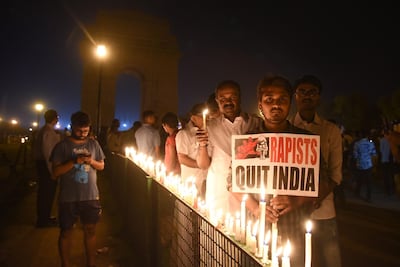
246,220,252,246
262,230,271,264
305,220,312,267
235,211,241,241
202,109,208,129
225,212,231,235
282,240,291,267
271,193,278,261
250,220,259,254
271,246,282,267
229,215,235,236
240,194,247,243
256,189,266,258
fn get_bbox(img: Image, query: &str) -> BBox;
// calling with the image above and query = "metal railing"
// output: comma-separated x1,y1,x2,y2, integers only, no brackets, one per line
106,153,263,267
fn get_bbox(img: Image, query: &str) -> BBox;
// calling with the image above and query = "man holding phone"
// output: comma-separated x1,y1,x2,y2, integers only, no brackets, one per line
51,111,105,267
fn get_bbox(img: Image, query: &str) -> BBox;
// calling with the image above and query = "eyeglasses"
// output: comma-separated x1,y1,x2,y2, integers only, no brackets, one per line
295,88,319,97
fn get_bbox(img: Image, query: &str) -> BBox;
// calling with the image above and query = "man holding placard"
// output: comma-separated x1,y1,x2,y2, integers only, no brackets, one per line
233,74,323,266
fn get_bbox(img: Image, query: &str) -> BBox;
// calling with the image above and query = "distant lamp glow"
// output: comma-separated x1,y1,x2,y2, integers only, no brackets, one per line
34,103,44,128
11,119,18,125
34,103,44,112
95,44,107,59
32,122,38,127
95,44,108,136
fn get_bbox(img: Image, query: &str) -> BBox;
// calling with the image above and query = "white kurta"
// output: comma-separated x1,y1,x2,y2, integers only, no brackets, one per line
206,114,259,218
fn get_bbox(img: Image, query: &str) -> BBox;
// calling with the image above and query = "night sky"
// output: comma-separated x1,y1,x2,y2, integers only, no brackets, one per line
2,1,400,128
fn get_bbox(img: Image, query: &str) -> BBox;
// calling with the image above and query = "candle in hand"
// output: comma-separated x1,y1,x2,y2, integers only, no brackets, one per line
271,193,278,261
305,220,312,267
202,109,208,129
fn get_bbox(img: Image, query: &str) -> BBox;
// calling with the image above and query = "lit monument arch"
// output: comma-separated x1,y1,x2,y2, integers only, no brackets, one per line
80,9,180,136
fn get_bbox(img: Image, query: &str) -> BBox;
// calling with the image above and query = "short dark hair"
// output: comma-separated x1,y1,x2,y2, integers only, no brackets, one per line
71,111,91,127
161,112,179,128
206,93,218,112
142,110,155,121
293,75,322,92
190,103,207,116
215,80,241,97
257,74,292,101
44,109,58,123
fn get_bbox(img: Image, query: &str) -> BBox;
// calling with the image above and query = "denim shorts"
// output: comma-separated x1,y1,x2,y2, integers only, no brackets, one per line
58,200,102,230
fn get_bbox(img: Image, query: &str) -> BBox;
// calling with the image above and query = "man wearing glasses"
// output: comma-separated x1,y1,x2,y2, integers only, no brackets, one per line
291,75,343,267
51,111,105,267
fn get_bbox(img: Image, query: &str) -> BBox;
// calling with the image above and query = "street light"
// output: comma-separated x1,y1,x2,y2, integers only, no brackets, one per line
34,103,44,128
95,44,107,137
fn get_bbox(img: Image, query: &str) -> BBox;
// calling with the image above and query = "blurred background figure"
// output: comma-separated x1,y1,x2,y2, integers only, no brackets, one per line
121,121,142,150
106,118,123,154
161,112,181,175
135,110,161,160
33,109,61,228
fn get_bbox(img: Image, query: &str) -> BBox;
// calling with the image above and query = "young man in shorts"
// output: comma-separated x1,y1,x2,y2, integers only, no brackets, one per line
51,111,105,267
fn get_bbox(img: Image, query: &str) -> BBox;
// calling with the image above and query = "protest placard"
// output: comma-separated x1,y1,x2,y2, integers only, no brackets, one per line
231,133,320,197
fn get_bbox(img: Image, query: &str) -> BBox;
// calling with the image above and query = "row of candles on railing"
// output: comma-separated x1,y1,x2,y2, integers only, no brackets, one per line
124,147,312,267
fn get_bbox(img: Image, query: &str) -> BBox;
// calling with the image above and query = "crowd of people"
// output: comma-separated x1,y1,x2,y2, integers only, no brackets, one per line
32,73,400,267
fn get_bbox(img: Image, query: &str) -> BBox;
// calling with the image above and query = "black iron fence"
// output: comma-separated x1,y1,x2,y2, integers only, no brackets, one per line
106,153,263,267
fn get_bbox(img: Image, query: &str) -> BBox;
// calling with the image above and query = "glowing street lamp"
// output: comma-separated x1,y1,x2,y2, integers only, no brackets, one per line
34,103,44,128
95,44,107,136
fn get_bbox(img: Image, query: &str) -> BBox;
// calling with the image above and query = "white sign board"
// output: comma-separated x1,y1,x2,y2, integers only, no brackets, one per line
231,133,320,197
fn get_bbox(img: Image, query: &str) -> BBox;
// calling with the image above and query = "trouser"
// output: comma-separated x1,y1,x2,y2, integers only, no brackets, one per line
355,168,373,201
36,160,58,224
312,218,342,267
381,162,395,195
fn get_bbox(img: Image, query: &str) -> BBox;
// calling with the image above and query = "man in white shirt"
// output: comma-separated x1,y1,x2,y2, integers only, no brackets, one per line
176,103,209,199
291,75,342,267
196,80,259,222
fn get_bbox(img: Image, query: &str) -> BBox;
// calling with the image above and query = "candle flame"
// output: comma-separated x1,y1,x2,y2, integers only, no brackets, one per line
202,109,209,116
306,220,312,233
260,187,265,201
284,240,291,257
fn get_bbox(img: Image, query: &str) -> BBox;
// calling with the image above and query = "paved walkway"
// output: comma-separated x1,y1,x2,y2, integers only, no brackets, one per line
339,170,400,212
0,172,137,267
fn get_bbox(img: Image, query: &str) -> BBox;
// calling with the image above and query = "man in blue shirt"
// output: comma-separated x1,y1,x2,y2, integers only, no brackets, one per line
353,130,377,202
51,111,105,267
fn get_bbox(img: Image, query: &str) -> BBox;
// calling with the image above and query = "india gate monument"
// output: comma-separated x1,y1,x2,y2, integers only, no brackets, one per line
79,10,180,135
